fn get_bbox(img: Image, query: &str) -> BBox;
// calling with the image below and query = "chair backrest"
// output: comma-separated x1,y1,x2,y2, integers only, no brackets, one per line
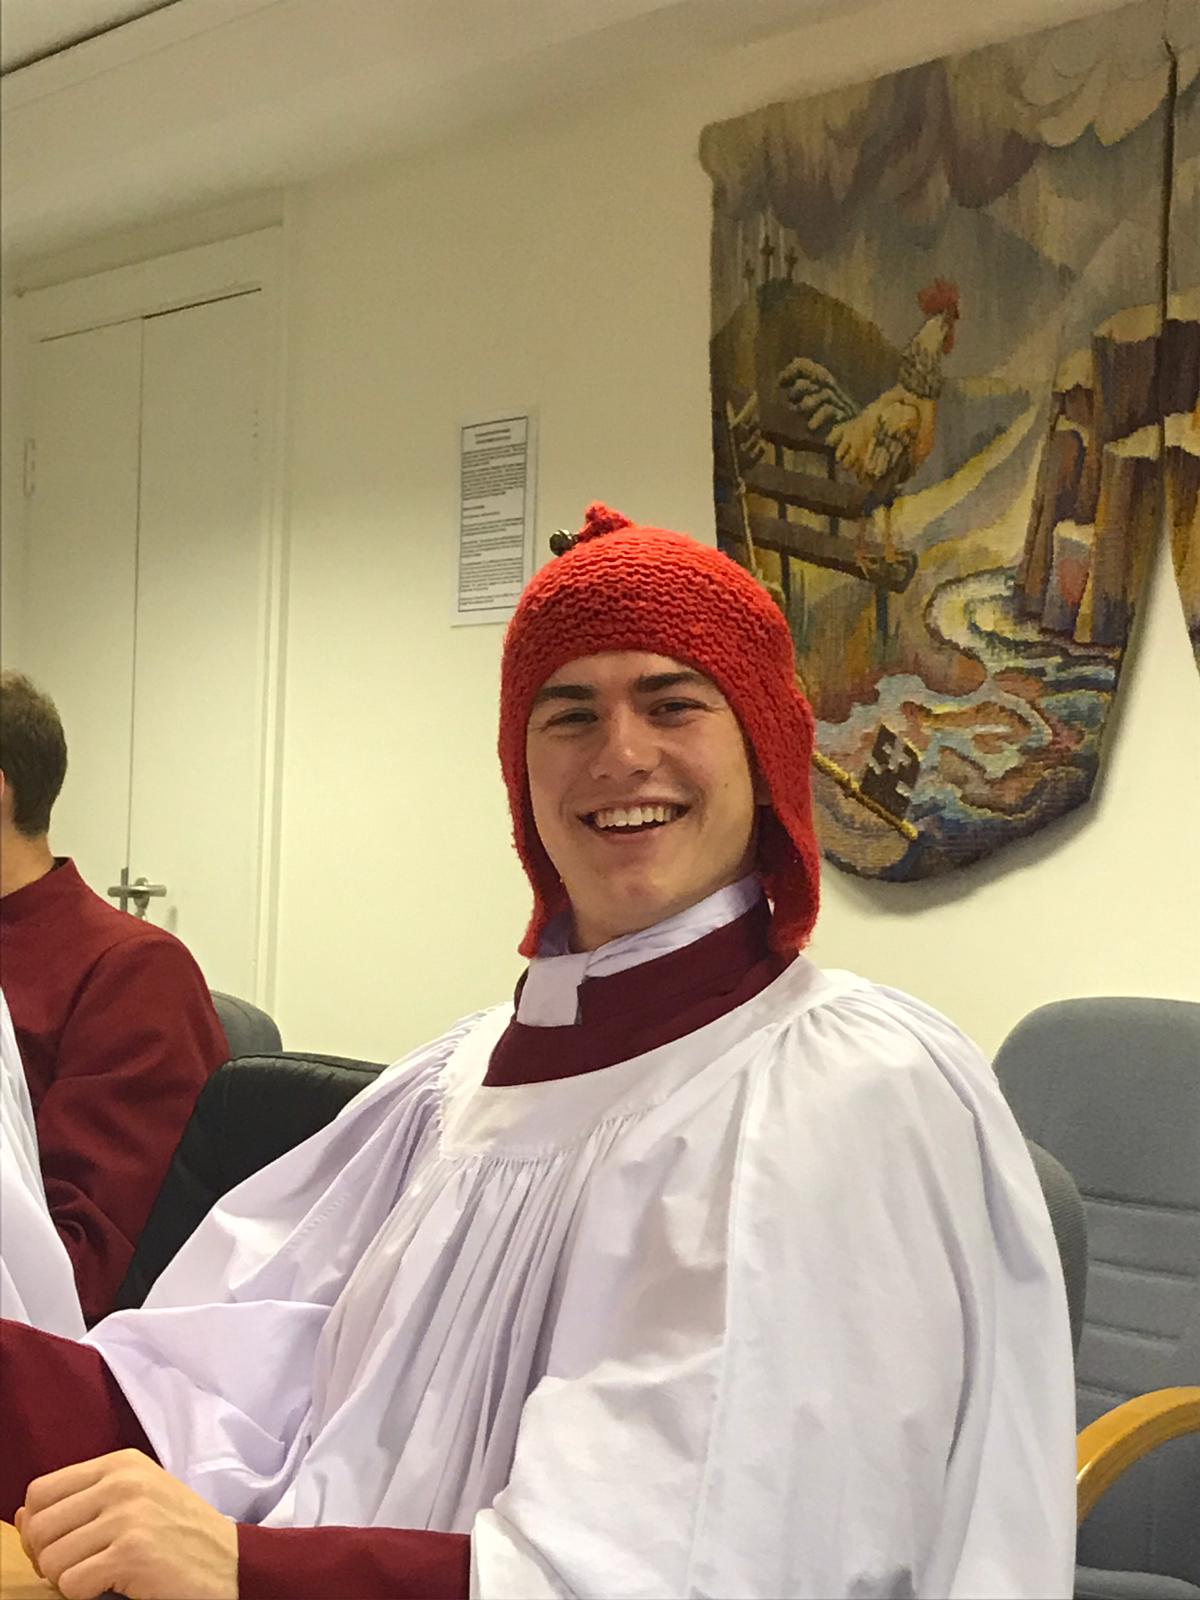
994,997,1200,1585
113,1051,384,1310
210,991,283,1058
1026,1138,1087,1357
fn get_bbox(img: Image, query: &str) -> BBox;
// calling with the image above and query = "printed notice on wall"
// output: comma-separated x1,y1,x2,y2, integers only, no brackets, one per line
455,414,536,624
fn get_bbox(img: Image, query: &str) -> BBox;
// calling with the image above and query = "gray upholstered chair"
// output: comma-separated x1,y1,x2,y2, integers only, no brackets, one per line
210,989,282,1058
1027,1137,1088,1357
994,997,1200,1600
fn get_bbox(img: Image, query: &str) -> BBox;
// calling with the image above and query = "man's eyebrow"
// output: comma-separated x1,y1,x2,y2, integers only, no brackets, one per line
531,670,714,707
531,682,596,707
634,671,712,694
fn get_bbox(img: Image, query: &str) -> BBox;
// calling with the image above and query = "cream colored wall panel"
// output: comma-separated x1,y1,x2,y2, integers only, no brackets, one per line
23,319,141,896
127,290,269,997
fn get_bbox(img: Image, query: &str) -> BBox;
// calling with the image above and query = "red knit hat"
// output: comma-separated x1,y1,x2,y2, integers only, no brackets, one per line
500,502,820,957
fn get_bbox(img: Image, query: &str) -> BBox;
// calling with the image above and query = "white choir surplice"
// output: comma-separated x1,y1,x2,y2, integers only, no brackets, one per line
0,987,85,1337
86,887,1076,1597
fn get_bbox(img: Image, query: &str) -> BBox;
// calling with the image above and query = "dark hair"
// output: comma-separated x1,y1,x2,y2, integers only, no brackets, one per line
0,671,68,837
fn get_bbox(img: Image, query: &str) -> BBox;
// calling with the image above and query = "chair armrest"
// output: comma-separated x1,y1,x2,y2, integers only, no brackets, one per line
1077,1386,1200,1525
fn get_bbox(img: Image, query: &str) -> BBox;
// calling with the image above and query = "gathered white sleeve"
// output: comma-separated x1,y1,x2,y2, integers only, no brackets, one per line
86,1012,487,1520
0,989,86,1338
472,984,1076,1599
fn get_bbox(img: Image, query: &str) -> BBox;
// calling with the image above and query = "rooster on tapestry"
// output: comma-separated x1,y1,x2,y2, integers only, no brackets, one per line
778,280,961,565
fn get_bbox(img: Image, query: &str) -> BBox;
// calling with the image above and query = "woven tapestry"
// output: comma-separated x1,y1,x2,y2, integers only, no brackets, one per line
1168,7,1200,672
702,0,1197,879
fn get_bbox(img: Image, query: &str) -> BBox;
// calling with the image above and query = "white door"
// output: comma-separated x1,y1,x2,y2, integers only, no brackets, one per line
24,320,142,900
128,292,268,994
21,290,272,999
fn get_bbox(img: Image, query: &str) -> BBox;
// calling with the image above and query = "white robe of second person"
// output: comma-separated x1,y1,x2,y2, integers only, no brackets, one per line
0,988,85,1337
87,953,1076,1598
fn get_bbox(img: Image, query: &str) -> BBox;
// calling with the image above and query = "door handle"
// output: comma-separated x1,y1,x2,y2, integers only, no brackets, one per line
106,868,167,919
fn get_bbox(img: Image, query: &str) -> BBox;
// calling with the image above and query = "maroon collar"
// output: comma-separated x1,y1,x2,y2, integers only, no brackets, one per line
0,858,83,924
484,901,794,1086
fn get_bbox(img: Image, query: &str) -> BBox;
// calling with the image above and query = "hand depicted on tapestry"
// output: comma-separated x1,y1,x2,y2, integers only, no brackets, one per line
778,280,961,571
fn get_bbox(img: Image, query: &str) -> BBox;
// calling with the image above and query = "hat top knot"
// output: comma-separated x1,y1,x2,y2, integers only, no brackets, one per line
549,503,636,557
576,502,634,544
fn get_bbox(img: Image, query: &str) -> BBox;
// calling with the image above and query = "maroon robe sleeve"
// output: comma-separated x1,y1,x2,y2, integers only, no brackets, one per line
35,938,228,1323
0,1320,156,1520
1,1323,470,1600
236,1526,470,1600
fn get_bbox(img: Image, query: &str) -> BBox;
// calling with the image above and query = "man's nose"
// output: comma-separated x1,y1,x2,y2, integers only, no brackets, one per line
589,708,658,781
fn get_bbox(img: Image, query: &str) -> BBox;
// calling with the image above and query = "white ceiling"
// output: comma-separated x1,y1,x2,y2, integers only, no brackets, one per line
0,0,181,72
0,0,848,263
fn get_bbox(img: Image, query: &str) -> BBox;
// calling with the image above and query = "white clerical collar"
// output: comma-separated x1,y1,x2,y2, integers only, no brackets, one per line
517,875,764,1027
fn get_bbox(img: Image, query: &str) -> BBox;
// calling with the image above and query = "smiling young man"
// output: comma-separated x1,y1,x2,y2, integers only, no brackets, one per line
526,653,763,950
1,505,1075,1600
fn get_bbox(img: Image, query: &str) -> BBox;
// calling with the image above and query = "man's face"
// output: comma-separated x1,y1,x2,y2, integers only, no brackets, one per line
525,651,762,952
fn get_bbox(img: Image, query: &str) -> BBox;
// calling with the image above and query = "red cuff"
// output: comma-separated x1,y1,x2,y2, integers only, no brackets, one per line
236,1523,470,1600
0,1319,156,1521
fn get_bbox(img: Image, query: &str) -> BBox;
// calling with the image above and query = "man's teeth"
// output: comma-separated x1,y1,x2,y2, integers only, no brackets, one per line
590,804,682,830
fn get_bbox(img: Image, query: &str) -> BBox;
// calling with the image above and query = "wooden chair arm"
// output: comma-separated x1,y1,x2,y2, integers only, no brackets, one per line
1077,1386,1200,1525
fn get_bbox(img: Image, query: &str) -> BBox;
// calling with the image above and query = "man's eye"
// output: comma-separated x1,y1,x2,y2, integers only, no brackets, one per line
654,700,703,717
546,709,595,728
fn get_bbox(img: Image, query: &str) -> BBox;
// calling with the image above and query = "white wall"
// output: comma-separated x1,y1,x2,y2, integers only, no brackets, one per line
8,0,1198,1061
1,297,30,664
272,0,1198,1062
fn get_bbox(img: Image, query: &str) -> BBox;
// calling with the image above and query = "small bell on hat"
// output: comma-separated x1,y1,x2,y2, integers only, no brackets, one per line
549,503,633,556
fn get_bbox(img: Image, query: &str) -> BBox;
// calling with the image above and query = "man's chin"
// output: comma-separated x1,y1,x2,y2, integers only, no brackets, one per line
574,877,687,946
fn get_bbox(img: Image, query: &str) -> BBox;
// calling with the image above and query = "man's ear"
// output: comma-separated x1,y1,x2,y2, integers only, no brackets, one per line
0,772,18,833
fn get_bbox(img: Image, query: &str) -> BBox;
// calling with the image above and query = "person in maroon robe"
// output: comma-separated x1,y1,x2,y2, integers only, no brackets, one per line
0,670,229,1324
